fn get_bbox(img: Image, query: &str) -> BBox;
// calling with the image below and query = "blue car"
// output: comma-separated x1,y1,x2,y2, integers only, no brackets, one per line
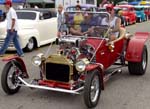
134,5,146,22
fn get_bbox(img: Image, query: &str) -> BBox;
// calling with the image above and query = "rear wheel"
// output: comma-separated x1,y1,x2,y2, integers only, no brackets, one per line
146,15,148,21
125,20,128,26
84,70,101,108
139,18,142,23
25,38,35,52
128,46,147,75
1,61,23,94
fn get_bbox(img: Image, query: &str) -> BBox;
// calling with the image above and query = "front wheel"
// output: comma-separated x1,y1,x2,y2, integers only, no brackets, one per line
1,61,23,94
84,70,101,108
128,45,147,75
144,15,148,21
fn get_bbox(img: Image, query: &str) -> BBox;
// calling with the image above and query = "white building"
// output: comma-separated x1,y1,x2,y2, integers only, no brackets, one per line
55,0,97,9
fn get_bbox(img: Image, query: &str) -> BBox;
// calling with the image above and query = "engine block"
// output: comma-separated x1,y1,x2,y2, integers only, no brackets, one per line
59,35,87,48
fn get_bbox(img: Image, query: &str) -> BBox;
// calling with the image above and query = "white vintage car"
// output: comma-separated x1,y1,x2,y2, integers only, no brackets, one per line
0,9,57,51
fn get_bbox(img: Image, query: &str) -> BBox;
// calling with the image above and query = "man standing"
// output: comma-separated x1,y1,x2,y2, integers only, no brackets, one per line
0,0,24,57
57,4,64,32
57,4,68,37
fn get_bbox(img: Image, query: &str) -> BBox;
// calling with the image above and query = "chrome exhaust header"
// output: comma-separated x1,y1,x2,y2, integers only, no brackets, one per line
18,77,83,94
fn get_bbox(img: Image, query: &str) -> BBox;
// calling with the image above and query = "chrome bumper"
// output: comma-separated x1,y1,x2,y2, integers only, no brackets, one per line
18,77,83,95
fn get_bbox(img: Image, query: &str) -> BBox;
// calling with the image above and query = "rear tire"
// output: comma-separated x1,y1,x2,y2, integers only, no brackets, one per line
146,15,148,21
25,38,35,52
84,70,101,108
139,18,142,23
128,45,147,75
125,20,128,26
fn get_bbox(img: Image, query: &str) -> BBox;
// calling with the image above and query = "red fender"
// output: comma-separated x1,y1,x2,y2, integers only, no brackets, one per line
86,63,105,90
2,55,29,78
125,32,150,62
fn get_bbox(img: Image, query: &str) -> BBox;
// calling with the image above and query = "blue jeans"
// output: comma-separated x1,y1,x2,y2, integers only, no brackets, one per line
0,30,24,56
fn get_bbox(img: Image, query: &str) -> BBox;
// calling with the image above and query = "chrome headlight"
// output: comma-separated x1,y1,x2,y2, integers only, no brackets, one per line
31,53,44,66
75,60,86,72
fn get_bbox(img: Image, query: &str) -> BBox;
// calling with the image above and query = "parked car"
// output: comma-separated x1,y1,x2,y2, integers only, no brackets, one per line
134,5,146,22
66,4,97,12
143,5,150,20
116,5,136,25
0,9,57,51
1,12,148,108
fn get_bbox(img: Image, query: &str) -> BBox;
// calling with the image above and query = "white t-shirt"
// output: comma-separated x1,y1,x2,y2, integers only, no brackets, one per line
101,16,119,37
101,16,118,27
6,7,18,31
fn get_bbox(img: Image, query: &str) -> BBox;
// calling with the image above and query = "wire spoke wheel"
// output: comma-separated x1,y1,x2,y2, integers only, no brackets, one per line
1,61,23,94
84,70,101,108
90,75,100,103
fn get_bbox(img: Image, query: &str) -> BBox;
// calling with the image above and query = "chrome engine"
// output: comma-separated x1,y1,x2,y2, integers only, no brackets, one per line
59,35,86,48
58,35,95,62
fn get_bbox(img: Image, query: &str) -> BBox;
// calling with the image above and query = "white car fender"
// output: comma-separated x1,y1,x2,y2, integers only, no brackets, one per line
18,29,40,48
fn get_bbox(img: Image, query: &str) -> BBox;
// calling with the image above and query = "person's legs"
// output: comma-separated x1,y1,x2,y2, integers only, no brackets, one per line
13,31,24,56
0,31,13,55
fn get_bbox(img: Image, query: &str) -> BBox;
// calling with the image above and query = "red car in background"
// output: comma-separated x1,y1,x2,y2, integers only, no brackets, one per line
143,5,150,20
115,5,136,26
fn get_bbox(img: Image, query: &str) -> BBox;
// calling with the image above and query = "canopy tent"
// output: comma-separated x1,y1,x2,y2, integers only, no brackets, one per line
0,0,25,4
128,1,140,5
13,0,25,3
0,0,5,4
118,1,128,5
26,0,54,3
140,1,150,5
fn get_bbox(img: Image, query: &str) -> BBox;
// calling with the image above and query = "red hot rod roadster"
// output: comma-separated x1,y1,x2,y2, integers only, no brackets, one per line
1,12,149,108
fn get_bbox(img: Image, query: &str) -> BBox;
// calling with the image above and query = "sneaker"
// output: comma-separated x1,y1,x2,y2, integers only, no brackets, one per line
19,54,24,57
16,54,24,57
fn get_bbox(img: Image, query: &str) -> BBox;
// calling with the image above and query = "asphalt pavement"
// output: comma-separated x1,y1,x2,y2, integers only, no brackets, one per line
0,21,150,109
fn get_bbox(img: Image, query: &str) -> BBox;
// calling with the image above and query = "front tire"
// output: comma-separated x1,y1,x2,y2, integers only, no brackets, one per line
128,45,147,75
1,61,23,94
84,70,101,108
